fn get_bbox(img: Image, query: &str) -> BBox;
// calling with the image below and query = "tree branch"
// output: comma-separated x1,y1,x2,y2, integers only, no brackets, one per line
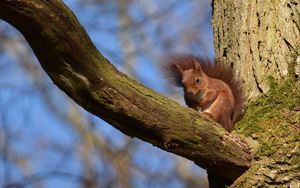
0,0,252,182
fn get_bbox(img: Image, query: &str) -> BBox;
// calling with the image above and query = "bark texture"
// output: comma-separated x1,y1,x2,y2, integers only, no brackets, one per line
212,0,300,99
212,0,300,187
0,0,252,186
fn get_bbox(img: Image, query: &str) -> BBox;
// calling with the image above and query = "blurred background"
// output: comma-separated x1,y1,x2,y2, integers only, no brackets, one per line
0,0,214,187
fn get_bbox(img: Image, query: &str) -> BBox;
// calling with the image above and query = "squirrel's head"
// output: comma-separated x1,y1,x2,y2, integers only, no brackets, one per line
174,60,206,96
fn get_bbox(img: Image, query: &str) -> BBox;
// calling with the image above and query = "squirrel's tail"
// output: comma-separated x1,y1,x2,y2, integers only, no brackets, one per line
163,53,246,124
199,56,246,124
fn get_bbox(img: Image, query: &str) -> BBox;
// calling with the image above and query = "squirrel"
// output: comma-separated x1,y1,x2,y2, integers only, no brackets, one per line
163,54,245,132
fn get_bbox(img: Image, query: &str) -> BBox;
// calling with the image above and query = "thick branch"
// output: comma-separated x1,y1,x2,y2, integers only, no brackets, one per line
0,0,252,182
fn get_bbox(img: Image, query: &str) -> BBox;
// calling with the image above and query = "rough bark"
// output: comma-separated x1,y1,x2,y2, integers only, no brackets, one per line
212,0,300,187
212,0,300,99
0,0,252,186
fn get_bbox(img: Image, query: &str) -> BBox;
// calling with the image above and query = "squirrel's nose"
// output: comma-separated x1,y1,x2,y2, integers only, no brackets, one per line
185,89,196,96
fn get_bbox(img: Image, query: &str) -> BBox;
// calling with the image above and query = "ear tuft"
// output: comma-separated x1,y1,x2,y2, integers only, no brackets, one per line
193,60,202,74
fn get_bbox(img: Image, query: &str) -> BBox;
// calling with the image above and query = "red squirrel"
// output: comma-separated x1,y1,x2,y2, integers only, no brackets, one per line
164,54,245,132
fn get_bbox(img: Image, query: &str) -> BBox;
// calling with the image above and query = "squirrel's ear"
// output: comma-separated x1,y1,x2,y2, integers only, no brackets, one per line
174,64,183,75
193,60,202,74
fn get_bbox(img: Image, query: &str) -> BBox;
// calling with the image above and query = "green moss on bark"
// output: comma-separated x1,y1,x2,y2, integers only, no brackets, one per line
232,76,300,187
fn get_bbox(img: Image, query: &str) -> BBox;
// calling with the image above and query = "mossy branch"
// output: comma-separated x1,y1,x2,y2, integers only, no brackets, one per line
0,0,252,182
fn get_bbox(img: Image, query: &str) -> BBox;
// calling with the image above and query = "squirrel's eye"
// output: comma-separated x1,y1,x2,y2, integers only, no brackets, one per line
195,78,200,83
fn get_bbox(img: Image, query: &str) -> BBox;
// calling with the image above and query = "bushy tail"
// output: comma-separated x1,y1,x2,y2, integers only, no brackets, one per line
162,53,246,124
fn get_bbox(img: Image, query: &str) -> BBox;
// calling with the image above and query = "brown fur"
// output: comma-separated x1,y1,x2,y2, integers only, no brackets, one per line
163,53,245,132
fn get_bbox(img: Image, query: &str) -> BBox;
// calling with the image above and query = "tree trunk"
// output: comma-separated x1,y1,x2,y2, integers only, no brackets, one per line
212,0,300,187
212,0,300,99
